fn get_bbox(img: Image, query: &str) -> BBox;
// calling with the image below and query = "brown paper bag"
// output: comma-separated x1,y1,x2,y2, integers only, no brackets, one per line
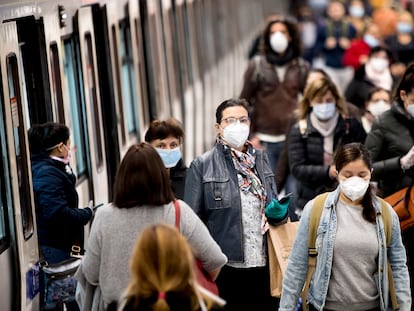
267,220,299,297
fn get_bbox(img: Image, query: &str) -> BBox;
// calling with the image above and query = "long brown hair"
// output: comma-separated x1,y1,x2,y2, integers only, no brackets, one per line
113,143,175,208
123,224,206,311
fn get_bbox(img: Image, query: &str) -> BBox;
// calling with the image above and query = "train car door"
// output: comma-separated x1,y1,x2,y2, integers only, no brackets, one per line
74,7,109,205
141,0,171,120
128,0,150,141
0,21,40,311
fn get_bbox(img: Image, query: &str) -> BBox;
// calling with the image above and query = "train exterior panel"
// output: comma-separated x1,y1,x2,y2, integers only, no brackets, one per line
0,0,287,309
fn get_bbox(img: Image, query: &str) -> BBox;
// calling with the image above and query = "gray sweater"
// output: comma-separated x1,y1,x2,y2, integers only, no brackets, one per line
80,200,227,306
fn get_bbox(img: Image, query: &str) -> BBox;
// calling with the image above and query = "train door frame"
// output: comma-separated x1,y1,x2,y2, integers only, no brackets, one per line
128,0,150,141
160,0,183,123
172,0,195,164
74,6,109,206
100,1,134,160
0,21,40,311
185,0,204,158
43,13,66,124
140,0,171,121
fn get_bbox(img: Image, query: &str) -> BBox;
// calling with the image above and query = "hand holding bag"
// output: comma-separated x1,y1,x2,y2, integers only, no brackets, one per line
384,185,414,231
173,200,219,295
265,194,298,298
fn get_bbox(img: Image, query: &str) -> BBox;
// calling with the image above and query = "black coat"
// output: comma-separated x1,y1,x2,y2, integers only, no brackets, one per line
288,115,367,211
365,103,414,197
31,153,92,253
170,159,187,200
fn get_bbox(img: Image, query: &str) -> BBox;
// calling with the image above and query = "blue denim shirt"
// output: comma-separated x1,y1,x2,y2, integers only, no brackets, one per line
279,188,411,311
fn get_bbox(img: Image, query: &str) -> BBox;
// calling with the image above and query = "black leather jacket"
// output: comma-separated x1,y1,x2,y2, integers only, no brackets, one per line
184,143,280,263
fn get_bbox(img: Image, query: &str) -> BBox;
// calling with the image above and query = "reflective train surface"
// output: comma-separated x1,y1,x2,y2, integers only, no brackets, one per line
0,0,289,310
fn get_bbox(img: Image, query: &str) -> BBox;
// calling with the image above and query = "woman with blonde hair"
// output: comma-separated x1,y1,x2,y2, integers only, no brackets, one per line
287,76,366,218
119,224,224,311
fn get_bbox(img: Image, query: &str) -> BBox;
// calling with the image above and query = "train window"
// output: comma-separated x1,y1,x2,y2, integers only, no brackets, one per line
7,54,34,240
84,34,104,169
50,43,65,123
111,25,126,145
119,20,139,136
0,78,10,253
63,39,88,177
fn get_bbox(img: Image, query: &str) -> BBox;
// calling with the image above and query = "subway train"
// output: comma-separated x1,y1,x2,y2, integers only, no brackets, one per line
0,0,289,310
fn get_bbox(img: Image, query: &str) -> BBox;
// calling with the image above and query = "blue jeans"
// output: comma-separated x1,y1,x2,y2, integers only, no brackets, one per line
259,141,283,172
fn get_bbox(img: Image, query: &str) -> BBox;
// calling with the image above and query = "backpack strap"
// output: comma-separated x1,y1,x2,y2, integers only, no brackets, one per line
378,198,399,311
301,192,329,311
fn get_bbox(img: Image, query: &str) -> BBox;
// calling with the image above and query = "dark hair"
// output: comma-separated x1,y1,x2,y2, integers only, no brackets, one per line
262,16,301,58
334,143,376,222
393,63,414,106
113,143,175,208
215,98,249,124
368,46,392,60
366,87,391,102
28,122,70,154
144,118,184,143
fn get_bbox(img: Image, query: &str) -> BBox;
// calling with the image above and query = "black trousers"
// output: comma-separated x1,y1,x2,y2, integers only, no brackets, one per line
215,265,279,311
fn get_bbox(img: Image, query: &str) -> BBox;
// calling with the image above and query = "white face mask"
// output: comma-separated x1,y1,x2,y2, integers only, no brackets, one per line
369,57,389,72
269,31,288,54
312,102,337,121
407,104,414,118
222,122,250,148
367,100,390,118
340,176,370,201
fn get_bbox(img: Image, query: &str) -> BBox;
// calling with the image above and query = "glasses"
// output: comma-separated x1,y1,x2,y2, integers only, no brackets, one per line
221,116,250,125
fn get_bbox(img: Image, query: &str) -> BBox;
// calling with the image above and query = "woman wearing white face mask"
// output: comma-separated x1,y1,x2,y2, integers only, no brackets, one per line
184,99,286,311
366,64,414,304
280,143,411,311
345,46,394,110
240,16,309,199
361,87,391,133
287,77,366,218
145,118,186,200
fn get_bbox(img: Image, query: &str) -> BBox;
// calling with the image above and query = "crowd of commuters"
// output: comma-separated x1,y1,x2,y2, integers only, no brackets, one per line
29,1,414,310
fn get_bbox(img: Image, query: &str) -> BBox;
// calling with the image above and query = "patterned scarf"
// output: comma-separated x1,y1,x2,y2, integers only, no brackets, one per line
217,138,268,233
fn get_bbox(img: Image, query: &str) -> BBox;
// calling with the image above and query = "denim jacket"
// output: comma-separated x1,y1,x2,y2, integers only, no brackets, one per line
184,143,280,263
279,188,411,311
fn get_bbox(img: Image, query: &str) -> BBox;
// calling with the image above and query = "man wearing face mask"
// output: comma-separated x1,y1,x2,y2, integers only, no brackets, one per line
144,118,187,200
28,122,93,311
385,10,414,79
184,99,287,311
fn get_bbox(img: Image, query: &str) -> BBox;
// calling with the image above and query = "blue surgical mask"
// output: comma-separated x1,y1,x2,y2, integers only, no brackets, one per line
363,34,379,48
156,147,182,168
312,102,337,121
397,22,413,33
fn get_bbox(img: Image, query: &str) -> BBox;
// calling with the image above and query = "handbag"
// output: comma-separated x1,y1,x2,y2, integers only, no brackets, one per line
41,257,82,309
267,219,299,298
384,185,414,231
173,200,219,295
